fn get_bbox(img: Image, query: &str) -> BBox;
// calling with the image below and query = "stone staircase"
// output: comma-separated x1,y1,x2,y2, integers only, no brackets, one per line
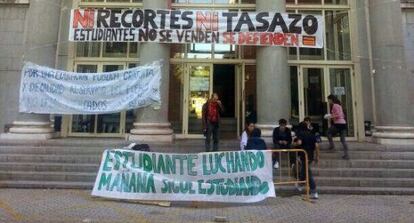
0,139,414,195
313,144,414,195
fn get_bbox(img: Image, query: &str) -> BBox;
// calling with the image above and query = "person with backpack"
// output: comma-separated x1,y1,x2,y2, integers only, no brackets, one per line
326,94,349,160
202,93,224,152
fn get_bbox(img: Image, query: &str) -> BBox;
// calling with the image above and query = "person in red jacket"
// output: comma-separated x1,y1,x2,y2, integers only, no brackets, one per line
202,93,224,152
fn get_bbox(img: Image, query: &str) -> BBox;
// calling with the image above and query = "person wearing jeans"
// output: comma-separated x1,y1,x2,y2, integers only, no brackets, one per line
296,119,319,199
272,119,292,169
326,94,349,160
202,93,224,152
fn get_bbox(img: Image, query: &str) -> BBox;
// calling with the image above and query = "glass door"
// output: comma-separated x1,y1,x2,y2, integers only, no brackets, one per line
69,63,126,137
97,64,125,135
300,67,329,136
329,67,355,137
298,66,356,138
70,64,98,135
185,64,212,135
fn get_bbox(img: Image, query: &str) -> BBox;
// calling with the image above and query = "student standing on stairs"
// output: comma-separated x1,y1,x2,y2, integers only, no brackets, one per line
326,94,350,160
296,117,319,199
202,93,224,152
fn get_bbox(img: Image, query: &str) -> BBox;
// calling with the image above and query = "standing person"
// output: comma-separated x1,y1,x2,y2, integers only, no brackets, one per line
272,119,292,169
202,93,224,152
245,128,267,151
326,94,349,160
240,121,255,150
296,117,319,199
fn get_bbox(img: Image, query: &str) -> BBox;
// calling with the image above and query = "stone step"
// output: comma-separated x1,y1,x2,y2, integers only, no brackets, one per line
0,139,129,147
0,162,99,173
0,154,101,164
275,186,414,195
2,146,413,157
2,181,414,195
0,171,96,182
315,176,414,188
0,145,239,155
0,146,107,155
317,159,414,169
272,167,414,179
0,180,93,189
320,146,414,152
313,168,414,178
317,186,414,195
320,151,414,160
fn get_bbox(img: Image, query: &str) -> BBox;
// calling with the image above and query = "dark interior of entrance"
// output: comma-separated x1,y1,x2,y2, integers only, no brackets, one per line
213,64,237,139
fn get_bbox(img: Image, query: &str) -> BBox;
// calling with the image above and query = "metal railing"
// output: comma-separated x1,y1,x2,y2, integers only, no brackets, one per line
269,149,311,201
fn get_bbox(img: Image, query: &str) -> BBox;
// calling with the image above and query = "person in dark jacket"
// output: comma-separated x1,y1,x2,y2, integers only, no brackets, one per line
245,128,267,151
272,119,292,168
296,117,319,199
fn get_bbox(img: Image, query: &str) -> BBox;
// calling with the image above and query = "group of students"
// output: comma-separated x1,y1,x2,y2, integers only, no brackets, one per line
202,93,350,199
238,94,350,200
240,117,320,199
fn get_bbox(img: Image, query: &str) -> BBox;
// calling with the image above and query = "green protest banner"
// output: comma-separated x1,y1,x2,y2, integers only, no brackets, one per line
92,149,275,203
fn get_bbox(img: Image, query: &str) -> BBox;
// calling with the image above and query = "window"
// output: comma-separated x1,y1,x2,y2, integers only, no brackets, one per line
326,10,351,60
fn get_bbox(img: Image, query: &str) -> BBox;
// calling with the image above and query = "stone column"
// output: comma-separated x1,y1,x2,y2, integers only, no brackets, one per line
128,0,173,143
255,0,290,141
370,0,414,144
1,0,62,141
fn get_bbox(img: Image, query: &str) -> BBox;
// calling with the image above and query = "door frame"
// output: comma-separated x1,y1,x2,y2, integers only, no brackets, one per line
175,62,244,139
297,65,357,140
181,63,213,139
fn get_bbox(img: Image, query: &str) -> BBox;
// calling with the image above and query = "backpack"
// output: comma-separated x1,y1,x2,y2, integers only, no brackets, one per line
207,102,219,123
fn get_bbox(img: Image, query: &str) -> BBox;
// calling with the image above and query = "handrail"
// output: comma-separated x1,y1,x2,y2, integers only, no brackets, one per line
267,149,310,202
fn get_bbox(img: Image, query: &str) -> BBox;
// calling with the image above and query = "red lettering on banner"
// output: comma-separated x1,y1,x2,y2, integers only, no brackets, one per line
260,33,270,45
73,9,95,29
287,34,299,46
237,32,301,46
223,32,235,44
238,32,260,45
196,12,218,31
273,33,285,45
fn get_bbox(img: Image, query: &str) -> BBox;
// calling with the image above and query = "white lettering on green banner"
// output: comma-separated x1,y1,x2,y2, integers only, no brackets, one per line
91,149,276,203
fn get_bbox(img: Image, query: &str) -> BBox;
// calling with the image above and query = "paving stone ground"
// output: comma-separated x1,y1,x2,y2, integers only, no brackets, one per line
0,189,413,223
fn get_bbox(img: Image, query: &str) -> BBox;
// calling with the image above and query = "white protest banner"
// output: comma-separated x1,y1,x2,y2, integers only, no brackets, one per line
19,62,161,114
69,9,324,48
92,149,276,203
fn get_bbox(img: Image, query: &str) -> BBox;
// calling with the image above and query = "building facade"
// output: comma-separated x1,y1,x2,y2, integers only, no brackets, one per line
0,0,413,144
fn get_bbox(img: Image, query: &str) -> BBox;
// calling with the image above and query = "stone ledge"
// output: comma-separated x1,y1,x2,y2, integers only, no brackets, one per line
373,126,414,145
0,132,55,141
128,122,174,143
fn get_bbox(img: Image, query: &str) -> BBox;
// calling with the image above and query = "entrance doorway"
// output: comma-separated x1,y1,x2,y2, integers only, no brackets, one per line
179,63,241,139
290,65,356,138
213,64,236,139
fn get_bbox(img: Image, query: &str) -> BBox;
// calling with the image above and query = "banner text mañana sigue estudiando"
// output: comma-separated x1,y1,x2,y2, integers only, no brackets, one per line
92,150,276,203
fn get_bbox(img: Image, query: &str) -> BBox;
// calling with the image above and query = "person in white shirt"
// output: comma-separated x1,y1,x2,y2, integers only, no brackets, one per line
240,121,255,150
